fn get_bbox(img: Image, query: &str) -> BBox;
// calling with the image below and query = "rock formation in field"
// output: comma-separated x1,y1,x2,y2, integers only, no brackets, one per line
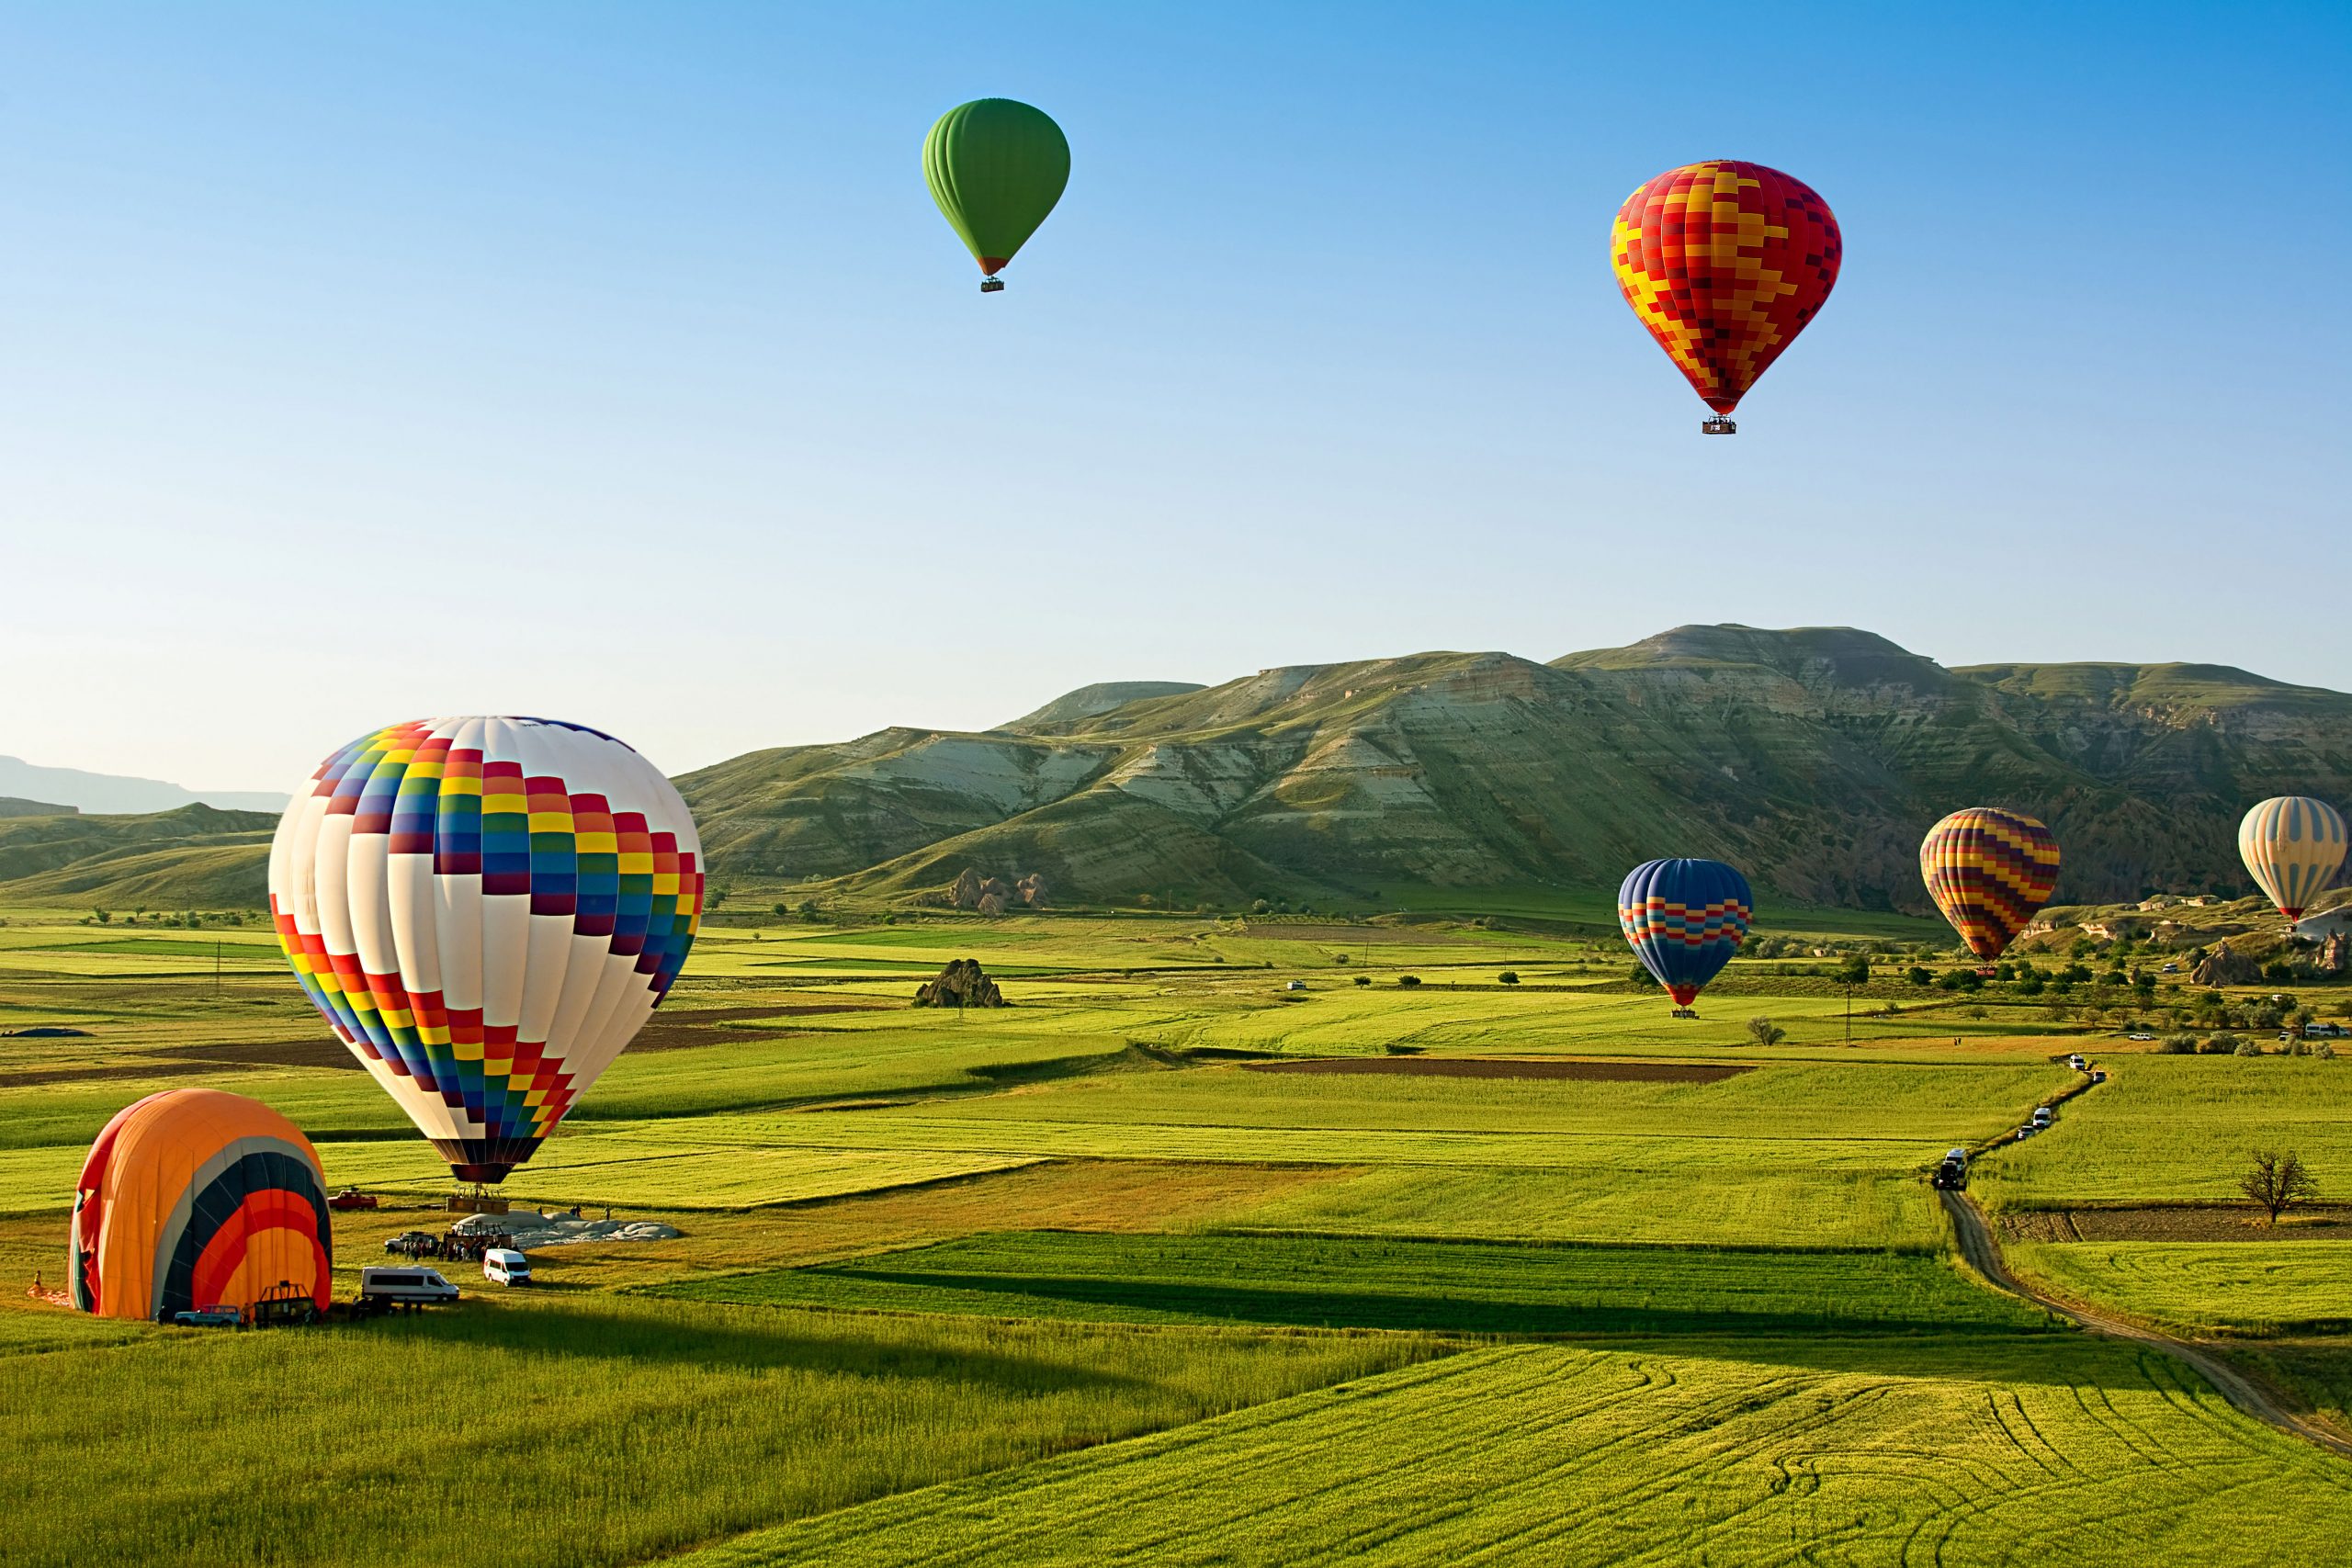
1016,872,1048,908
948,867,984,910
976,891,1007,916
913,958,1010,1009
2192,943,2262,987
2322,931,2348,976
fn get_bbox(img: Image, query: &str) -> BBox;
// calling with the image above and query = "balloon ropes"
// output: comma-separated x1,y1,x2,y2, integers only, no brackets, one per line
268,717,704,1185
1610,160,1840,434
2238,796,2347,923
924,98,1069,292
1919,808,2060,968
71,1089,332,1323
1619,858,1753,1017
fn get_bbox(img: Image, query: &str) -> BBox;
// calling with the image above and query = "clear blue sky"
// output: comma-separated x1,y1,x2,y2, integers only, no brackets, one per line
5,2,2346,793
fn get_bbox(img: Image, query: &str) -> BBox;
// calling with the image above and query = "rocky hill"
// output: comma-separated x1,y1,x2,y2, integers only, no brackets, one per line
676,626,2352,913
11,626,2345,917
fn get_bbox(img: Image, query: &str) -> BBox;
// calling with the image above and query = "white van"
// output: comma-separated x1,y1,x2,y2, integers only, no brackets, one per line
2031,1105,2054,1128
358,1266,459,1305
483,1248,532,1287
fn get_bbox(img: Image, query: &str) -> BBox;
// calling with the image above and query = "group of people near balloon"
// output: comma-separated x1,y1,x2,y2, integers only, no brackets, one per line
925,99,1837,434
1619,798,2348,1015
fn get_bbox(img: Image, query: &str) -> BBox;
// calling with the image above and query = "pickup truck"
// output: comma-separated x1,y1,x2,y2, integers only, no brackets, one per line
328,1188,379,1212
170,1304,243,1327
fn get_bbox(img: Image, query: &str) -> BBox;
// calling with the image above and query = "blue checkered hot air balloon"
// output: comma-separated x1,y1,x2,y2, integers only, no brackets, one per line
1618,859,1754,1017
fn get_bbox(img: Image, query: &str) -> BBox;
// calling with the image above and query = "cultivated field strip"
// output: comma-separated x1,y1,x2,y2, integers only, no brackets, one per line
671,1341,2352,1567
2009,1240,2352,1336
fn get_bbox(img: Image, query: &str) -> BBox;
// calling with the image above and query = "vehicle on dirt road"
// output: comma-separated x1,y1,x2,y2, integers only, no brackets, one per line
2067,1054,2087,1070
328,1188,379,1212
1932,1147,1968,1190
2032,1105,2054,1128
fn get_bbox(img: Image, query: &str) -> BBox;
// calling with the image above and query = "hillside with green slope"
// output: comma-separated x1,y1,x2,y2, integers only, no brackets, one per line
0,804,275,908
676,625,2352,910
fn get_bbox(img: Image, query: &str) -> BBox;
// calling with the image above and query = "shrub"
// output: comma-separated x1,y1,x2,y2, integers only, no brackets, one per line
1498,972,1520,986
2158,1033,2197,1055
2235,1038,2267,1057
1963,1005,1988,1020
1746,1017,1787,1047
1629,964,1658,989
1905,965,1933,988
2200,1032,2243,1055
1352,976,1370,987
1398,976,1421,988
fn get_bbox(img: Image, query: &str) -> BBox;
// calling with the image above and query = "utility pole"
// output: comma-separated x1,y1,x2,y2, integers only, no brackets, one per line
215,942,222,996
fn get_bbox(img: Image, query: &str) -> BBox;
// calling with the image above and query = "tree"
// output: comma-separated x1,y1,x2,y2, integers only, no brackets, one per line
1498,972,1520,986
1398,975,1421,988
92,908,111,924
1838,953,1871,987
1905,965,1933,988
2239,1149,2319,1224
1746,1016,1787,1047
1250,899,1272,915
1353,976,1371,987
1629,964,1658,990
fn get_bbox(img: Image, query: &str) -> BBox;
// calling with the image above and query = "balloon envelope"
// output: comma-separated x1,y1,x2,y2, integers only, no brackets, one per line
923,98,1069,279
71,1089,331,1322
1611,160,1841,415
1619,858,1753,1008
2238,796,2347,920
268,717,703,1183
1919,808,2060,962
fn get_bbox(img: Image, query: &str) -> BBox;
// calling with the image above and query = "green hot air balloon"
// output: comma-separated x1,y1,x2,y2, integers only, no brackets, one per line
923,98,1069,292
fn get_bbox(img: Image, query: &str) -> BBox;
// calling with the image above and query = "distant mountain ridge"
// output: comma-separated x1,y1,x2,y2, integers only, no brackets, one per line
675,625,2352,913
0,755,287,815
8,626,2346,915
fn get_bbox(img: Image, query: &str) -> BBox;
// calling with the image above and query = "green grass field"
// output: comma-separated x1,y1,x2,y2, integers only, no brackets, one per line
2009,1240,2352,1335
2,905,2348,1565
673,1338,2352,1568
656,1230,2056,1335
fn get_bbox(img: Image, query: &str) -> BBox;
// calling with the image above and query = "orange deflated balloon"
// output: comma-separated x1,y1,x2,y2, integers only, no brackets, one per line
1611,161,1841,431
69,1089,332,1323
1920,808,2062,964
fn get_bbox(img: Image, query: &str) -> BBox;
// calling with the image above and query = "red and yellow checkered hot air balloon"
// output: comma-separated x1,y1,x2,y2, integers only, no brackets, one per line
1920,808,2062,966
1611,160,1841,434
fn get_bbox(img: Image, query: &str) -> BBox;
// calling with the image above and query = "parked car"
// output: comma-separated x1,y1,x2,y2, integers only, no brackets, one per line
169,1303,242,1327
2031,1105,2054,1128
358,1267,459,1308
1283,980,1306,992
328,1188,379,1212
2160,963,2179,974
2092,1070,2108,1084
482,1248,532,1287
2067,1054,2087,1070
383,1230,434,1255
2014,1126,2036,1142
2127,1033,2154,1042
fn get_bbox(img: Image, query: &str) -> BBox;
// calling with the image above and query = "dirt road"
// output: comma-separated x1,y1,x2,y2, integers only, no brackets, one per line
1941,1186,2352,1460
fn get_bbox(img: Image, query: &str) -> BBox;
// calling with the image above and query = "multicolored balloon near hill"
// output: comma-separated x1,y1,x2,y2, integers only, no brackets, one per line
1610,160,1841,433
71,1089,332,1323
1618,858,1754,1017
923,98,1070,292
1919,808,2062,964
267,718,704,1185
2237,796,2347,922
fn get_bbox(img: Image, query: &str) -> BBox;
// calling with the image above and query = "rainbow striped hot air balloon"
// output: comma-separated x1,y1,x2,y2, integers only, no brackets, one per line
70,1089,332,1323
1619,859,1754,1017
1919,808,2061,966
2238,796,2347,922
268,718,703,1185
